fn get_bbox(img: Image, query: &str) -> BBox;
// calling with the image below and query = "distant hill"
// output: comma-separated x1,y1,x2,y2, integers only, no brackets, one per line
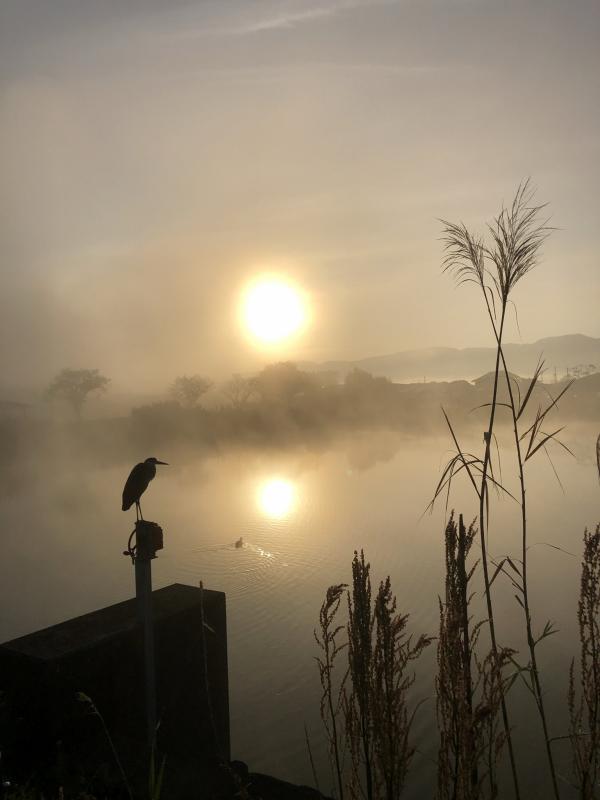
302,334,600,383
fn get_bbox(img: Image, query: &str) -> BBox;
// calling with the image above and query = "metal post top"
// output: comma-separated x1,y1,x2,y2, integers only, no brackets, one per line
123,520,164,562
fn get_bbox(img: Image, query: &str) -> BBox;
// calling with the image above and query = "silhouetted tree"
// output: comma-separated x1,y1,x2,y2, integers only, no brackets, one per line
343,369,395,421
46,368,110,418
169,374,212,408
345,368,391,392
253,362,317,403
221,374,256,409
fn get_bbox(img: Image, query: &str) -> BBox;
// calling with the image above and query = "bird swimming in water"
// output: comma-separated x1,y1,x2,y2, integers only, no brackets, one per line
122,457,168,520
235,537,244,548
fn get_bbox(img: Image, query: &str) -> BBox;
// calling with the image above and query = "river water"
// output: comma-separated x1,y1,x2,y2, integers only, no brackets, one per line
1,424,598,797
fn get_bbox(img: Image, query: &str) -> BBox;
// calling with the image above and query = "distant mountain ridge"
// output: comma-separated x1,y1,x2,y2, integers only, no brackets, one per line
302,334,600,382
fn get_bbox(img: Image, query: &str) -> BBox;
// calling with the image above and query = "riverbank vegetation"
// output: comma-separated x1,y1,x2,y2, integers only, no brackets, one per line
0,359,596,482
314,184,600,799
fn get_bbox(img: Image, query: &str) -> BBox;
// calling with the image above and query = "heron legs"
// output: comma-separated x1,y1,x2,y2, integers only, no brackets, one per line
135,501,145,521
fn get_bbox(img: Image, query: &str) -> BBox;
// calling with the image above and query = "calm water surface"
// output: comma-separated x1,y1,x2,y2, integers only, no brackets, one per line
1,426,598,798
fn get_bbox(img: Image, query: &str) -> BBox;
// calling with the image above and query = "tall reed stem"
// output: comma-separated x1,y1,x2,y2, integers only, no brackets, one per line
439,180,552,800
499,352,561,798
477,303,522,800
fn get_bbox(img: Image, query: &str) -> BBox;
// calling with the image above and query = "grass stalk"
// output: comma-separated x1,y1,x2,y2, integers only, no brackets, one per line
372,574,431,800
347,551,375,800
437,511,519,800
315,584,348,800
436,513,479,800
318,553,430,800
76,692,133,800
569,525,600,798
304,723,322,796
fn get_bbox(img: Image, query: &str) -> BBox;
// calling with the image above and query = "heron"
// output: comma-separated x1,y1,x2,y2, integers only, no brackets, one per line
122,457,168,520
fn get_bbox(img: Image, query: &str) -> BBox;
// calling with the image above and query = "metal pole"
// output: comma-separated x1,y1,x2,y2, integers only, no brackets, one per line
135,550,157,748
125,521,163,749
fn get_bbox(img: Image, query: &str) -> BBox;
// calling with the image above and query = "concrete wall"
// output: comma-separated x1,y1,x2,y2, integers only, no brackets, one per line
0,583,229,792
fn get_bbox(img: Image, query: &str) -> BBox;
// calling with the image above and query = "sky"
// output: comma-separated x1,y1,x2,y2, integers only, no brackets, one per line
1,0,599,391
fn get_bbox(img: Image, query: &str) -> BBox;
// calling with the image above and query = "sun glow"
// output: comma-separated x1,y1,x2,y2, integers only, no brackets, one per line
258,479,296,519
242,277,308,344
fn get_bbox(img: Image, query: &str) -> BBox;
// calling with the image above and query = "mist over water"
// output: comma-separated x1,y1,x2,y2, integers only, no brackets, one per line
1,422,597,797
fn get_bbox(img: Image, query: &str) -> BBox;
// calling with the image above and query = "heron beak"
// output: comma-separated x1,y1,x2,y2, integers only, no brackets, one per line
157,460,169,465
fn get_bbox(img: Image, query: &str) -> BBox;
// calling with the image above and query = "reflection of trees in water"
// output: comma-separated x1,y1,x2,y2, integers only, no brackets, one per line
344,430,403,472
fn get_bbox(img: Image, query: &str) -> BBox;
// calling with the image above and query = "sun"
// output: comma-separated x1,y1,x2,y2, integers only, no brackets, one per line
259,479,296,519
242,277,308,344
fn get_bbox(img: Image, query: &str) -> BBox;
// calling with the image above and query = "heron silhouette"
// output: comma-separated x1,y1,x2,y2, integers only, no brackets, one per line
122,457,168,520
